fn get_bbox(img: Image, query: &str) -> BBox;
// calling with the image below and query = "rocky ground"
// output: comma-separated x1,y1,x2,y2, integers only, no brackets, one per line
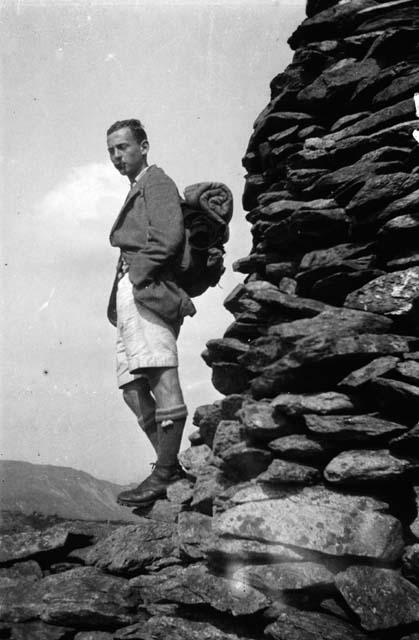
2,0,419,638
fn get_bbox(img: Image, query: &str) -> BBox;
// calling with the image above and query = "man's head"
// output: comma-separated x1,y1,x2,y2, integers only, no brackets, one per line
107,119,149,182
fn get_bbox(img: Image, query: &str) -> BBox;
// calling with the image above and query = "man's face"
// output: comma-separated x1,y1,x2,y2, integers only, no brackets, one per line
107,127,148,181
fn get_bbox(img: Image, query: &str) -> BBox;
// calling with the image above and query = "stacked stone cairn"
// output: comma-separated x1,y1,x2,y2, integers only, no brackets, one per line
2,1,419,638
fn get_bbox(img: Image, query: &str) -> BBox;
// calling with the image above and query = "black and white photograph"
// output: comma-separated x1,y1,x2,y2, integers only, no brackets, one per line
2,0,419,637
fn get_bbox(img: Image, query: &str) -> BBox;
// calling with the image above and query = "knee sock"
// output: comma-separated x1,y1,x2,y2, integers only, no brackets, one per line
155,405,187,468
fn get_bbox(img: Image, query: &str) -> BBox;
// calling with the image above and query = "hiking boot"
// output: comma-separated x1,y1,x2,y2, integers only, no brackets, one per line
116,464,182,507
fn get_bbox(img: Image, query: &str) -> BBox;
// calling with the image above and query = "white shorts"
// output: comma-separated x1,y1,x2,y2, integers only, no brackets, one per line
116,273,178,388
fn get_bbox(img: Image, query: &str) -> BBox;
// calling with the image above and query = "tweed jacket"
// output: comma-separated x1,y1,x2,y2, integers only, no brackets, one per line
107,165,196,327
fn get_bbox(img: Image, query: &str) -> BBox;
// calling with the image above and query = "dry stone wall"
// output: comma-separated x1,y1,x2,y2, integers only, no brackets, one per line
1,1,419,639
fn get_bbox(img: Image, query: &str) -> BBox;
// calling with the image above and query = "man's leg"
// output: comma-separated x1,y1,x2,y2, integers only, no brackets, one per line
121,378,158,454
117,366,187,506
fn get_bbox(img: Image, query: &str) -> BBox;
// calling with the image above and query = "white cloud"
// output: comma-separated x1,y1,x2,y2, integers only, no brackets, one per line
38,162,126,222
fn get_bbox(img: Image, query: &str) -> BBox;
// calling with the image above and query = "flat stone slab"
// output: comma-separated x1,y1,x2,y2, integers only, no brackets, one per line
336,566,419,631
264,603,367,640
271,391,357,415
212,420,245,457
390,423,419,455
9,621,76,639
177,511,213,560
403,544,419,586
229,483,389,513
116,616,250,640
204,534,305,562
166,479,194,504
85,521,177,577
411,485,419,538
344,267,419,318
237,561,334,594
40,566,138,629
238,402,292,440
190,467,233,513
0,579,44,623
324,449,419,485
220,443,272,480
268,434,338,464
214,498,403,562
338,356,400,387
0,560,42,585
396,360,419,385
304,414,406,441
369,377,419,418
257,459,320,485
178,445,215,477
130,563,268,616
74,633,114,640
0,525,73,564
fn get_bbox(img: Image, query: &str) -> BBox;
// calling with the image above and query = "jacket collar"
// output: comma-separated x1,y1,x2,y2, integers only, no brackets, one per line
109,165,155,237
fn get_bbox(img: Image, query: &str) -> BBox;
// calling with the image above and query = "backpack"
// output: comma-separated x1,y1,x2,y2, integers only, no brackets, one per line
175,182,233,298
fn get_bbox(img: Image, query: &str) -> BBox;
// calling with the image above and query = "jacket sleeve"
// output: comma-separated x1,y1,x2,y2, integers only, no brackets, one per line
128,173,184,288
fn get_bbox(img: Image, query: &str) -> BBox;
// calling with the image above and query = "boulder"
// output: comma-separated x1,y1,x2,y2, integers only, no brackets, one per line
336,566,419,631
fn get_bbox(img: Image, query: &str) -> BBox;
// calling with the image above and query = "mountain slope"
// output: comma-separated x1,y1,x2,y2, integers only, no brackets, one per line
0,460,139,522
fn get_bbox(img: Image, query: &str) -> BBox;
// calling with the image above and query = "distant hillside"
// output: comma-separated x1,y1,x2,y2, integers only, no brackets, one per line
0,460,139,523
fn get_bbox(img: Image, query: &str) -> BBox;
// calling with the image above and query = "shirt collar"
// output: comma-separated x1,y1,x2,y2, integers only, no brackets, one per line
130,165,149,188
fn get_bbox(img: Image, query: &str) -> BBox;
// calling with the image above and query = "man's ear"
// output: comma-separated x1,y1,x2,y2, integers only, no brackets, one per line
141,140,149,155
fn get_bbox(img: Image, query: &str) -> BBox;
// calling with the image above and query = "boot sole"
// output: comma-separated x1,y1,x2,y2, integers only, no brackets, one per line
117,496,157,508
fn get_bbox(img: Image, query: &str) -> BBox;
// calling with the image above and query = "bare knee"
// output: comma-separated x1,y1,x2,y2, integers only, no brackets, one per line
145,367,184,407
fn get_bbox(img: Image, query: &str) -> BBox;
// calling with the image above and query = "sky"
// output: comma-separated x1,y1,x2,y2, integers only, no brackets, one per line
1,0,306,485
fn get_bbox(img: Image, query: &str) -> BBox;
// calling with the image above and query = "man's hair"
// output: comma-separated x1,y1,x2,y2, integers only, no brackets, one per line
106,119,148,144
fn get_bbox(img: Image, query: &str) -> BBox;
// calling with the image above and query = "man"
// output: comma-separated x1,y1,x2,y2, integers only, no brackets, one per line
106,119,196,507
